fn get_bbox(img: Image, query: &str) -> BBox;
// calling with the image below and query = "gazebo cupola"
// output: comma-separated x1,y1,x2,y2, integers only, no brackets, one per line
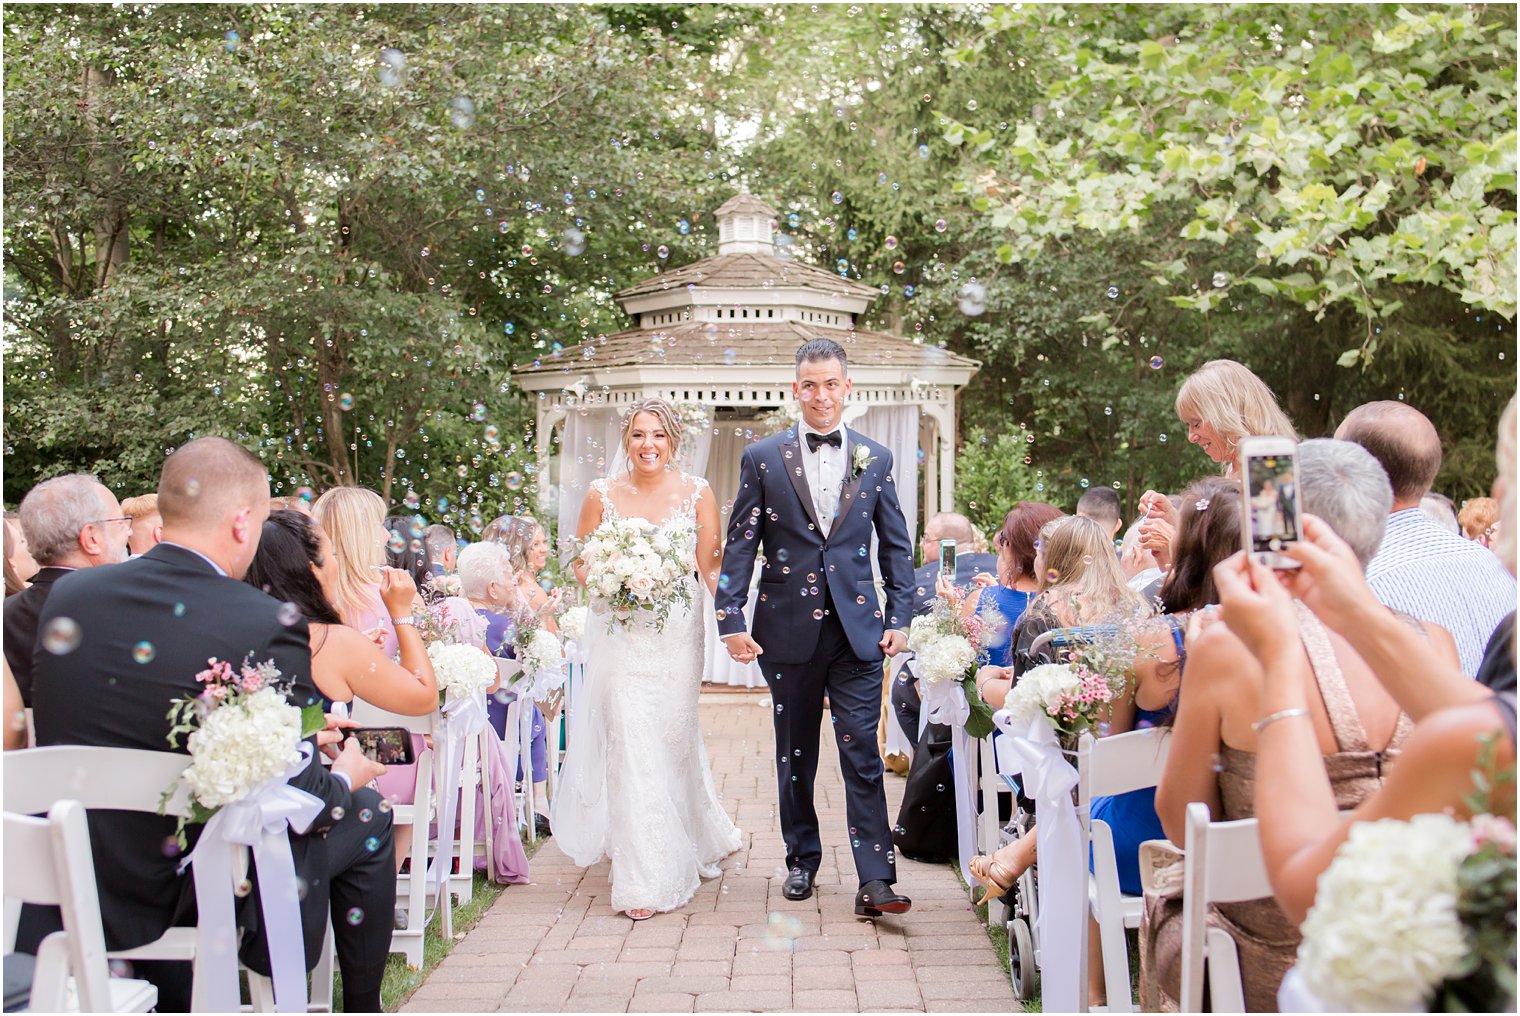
714,188,777,255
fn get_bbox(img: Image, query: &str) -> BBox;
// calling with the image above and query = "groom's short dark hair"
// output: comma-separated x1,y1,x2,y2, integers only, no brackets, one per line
796,338,848,373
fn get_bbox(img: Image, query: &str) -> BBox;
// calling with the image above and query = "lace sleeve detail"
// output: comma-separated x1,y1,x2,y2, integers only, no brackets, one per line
588,478,617,522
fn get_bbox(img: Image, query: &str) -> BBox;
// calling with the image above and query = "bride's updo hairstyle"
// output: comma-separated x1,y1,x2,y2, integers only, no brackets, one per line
619,398,683,466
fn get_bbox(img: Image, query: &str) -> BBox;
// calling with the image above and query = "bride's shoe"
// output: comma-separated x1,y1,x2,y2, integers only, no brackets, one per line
626,908,654,921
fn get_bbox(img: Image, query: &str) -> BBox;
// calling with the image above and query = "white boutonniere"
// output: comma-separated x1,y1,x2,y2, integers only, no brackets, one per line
851,444,875,478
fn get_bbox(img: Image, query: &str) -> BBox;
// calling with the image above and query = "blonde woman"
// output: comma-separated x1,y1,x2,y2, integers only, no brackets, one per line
312,486,411,655
1139,358,1298,568
554,397,740,921
488,514,561,633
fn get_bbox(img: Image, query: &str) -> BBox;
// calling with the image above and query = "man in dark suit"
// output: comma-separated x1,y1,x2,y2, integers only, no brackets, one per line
27,438,395,1012
3,473,130,704
716,339,916,918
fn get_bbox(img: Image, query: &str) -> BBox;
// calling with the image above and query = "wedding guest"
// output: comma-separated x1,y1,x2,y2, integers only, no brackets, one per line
1142,439,1460,1011
383,513,433,592
1119,516,1163,595
493,515,562,633
1420,491,1462,533
25,437,393,1013
270,494,314,517
461,541,552,836
1336,400,1516,674
910,511,996,614
120,493,163,556
4,513,38,595
1076,485,1123,540
961,502,1065,666
425,523,458,577
3,474,129,704
312,486,400,654
1459,495,1500,547
245,510,438,715
4,661,25,750
1239,403,1517,934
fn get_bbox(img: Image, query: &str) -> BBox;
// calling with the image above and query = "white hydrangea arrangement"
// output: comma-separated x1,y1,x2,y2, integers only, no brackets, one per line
575,516,693,632
1002,660,1120,744
512,621,567,698
162,657,324,845
557,604,588,644
426,641,497,704
1295,814,1475,1011
906,602,993,737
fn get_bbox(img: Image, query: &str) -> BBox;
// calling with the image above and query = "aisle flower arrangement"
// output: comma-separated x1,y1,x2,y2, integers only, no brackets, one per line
512,619,567,699
161,656,324,846
907,601,995,738
1002,659,1121,747
575,516,693,632
426,641,496,705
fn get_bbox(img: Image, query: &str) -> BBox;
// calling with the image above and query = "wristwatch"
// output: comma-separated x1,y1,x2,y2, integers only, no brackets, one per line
392,616,416,627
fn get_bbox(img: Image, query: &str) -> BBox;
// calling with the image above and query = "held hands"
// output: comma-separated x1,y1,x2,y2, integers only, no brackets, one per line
880,629,908,657
378,567,419,617
726,632,764,665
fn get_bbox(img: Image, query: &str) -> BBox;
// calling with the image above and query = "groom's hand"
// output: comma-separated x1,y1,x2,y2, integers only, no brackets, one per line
725,633,763,664
880,630,908,657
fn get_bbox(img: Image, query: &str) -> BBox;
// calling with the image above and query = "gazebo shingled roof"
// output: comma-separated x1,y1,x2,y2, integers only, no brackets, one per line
610,251,879,303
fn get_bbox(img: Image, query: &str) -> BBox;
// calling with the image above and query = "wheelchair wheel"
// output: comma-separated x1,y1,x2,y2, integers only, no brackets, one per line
1008,916,1036,1000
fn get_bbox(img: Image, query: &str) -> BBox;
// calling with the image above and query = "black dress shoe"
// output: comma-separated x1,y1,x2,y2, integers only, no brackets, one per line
855,879,912,918
781,867,815,901
534,813,553,839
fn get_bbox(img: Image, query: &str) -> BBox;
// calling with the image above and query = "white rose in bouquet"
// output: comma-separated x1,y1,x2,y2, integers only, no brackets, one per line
427,641,496,701
628,574,657,600
1003,662,1080,729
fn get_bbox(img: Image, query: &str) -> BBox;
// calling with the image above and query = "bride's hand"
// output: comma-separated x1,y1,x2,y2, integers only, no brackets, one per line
725,632,763,664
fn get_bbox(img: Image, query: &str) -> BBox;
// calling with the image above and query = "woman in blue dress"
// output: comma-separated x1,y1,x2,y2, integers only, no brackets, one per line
959,501,1065,663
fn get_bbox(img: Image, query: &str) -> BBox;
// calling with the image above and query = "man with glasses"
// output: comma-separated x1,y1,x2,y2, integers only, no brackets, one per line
3,473,130,703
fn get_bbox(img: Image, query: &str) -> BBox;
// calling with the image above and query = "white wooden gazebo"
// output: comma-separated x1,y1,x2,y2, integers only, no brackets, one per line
513,188,980,554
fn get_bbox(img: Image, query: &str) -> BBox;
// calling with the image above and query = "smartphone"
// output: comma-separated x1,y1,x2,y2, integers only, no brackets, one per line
939,539,957,578
353,726,415,766
1239,436,1302,569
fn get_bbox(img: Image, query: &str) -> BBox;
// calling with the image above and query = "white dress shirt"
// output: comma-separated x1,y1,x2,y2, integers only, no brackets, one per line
798,420,848,532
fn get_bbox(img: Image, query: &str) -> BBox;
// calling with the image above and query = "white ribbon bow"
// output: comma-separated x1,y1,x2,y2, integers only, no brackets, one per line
430,691,489,932
919,677,980,881
993,708,1084,1015
182,742,325,1013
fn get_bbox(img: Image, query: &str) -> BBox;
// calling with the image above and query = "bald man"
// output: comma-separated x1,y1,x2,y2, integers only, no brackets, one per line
27,437,395,1011
1336,401,1515,675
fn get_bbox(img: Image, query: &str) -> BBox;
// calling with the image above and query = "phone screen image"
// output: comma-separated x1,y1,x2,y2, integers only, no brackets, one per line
355,727,413,766
939,540,957,578
1245,452,1300,554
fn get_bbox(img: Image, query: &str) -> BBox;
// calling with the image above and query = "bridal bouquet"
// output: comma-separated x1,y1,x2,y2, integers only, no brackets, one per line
161,656,325,846
907,603,995,738
576,517,693,632
426,641,496,705
1002,659,1121,746
512,619,566,699
1292,809,1516,1012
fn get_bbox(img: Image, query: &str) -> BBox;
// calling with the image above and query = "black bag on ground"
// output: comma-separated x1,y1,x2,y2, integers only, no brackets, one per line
891,721,958,863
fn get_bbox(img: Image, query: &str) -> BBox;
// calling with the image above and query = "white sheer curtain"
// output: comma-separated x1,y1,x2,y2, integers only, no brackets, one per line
556,408,622,559
703,420,767,687
854,405,921,547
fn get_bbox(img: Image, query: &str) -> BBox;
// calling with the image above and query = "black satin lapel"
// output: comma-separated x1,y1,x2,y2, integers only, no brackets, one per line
830,432,868,538
781,432,823,532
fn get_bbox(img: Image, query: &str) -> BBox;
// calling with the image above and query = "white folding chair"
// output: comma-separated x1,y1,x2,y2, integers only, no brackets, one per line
3,801,157,1012
1180,803,1270,1013
495,659,536,846
349,700,437,968
1077,727,1172,1013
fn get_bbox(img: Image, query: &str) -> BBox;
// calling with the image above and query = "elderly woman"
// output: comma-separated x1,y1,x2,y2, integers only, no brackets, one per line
1141,439,1462,1011
460,541,553,837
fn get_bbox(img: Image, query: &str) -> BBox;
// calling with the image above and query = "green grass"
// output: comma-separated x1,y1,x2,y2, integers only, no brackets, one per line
954,861,1043,1012
333,832,544,1012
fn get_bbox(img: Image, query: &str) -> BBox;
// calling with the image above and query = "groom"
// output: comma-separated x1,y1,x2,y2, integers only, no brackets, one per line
716,339,915,918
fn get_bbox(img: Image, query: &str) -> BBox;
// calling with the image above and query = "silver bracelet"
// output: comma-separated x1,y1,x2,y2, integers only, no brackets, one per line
392,616,416,628
1252,707,1308,734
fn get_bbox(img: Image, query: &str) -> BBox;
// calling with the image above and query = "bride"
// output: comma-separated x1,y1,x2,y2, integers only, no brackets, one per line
552,397,742,920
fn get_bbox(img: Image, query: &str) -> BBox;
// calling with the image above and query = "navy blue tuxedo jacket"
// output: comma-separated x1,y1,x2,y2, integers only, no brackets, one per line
715,426,916,664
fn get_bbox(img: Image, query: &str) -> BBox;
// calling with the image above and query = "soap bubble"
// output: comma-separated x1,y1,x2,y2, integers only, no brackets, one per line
41,617,82,655
830,191,844,204
563,228,586,256
1149,355,1164,369
934,218,947,232
338,392,355,411
957,281,987,316
1212,271,1230,288
131,641,156,664
448,96,476,129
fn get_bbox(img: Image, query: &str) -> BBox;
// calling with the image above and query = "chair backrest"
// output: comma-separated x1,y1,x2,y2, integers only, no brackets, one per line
1077,727,1172,805
1180,801,1272,1012
3,801,113,1011
1027,625,1123,659
3,746,192,818
350,698,437,735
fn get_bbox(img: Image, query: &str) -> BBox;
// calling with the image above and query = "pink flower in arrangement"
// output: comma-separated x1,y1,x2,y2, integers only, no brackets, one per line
1471,813,1517,852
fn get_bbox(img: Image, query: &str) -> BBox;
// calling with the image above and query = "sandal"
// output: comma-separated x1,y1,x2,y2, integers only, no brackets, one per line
968,854,1017,907
626,908,654,921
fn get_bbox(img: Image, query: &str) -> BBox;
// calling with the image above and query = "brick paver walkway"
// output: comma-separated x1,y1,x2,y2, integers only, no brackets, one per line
402,692,1016,1013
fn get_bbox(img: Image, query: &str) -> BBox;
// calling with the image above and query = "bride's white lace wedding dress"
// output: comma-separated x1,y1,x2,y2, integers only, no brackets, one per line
552,474,743,915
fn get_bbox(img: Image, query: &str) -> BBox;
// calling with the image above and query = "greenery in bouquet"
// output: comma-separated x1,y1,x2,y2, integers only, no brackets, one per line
573,517,693,633
161,656,325,847
906,600,995,739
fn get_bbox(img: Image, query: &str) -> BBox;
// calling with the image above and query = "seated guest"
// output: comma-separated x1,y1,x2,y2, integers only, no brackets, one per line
1119,515,1164,595
1336,400,1516,674
4,512,39,595
313,486,401,653
425,522,458,578
910,511,998,614
3,474,129,704
1238,401,1516,938
1076,485,1123,541
25,437,393,1013
1420,491,1461,533
494,514,563,633
1143,439,1461,1011
461,541,552,836
245,510,438,715
1460,495,1499,548
120,493,163,556
961,502,1065,665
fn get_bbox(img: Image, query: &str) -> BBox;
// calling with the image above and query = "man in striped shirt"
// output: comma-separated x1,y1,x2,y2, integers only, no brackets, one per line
1337,401,1516,676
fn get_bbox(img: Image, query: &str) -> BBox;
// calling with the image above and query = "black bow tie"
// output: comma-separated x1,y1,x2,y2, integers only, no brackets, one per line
806,430,842,452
